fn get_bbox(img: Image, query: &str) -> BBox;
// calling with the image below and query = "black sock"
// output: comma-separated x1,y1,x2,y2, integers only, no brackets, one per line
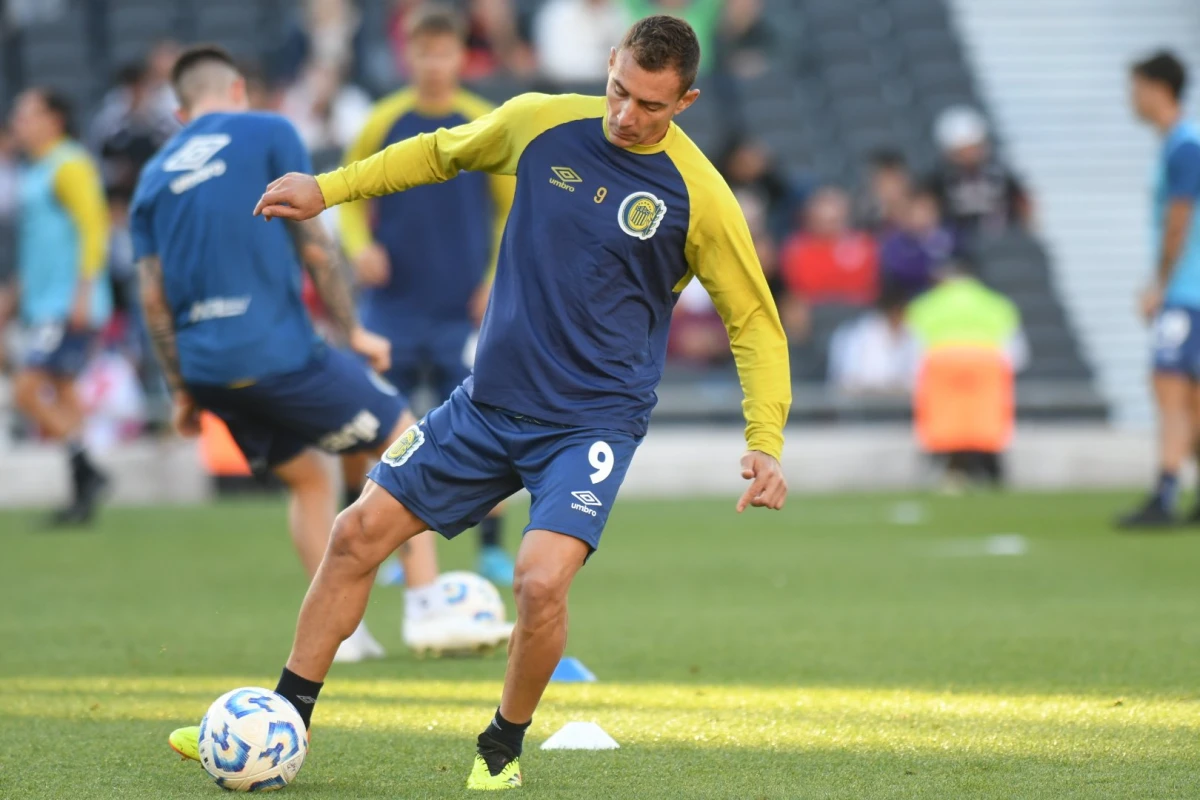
479,708,530,759
479,516,502,549
274,667,323,729
67,439,91,473
342,482,362,511
1155,471,1179,510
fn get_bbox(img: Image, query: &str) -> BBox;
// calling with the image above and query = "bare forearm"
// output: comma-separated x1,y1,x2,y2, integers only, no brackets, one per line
1158,204,1193,285
137,256,184,391
287,219,360,337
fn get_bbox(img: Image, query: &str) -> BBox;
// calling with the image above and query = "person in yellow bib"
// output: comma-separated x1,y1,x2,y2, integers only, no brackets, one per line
7,88,112,526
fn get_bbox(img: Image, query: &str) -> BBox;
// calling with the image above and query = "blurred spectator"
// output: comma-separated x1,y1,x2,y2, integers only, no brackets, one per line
390,0,535,80
858,148,911,233
827,288,919,397
878,186,956,300
908,264,1028,487
781,187,878,306
280,60,373,170
719,134,809,243
145,40,184,119
533,0,627,84
89,61,178,198
667,279,730,366
622,0,723,75
928,106,1031,238
272,0,366,87
718,0,774,79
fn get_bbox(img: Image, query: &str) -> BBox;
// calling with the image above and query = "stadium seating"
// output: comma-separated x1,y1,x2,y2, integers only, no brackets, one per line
0,0,1106,422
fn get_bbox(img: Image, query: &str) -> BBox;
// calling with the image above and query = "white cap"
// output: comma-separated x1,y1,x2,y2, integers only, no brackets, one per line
934,105,988,151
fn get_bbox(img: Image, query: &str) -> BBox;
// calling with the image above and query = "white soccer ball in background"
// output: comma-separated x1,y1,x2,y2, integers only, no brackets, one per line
437,571,507,624
198,687,308,792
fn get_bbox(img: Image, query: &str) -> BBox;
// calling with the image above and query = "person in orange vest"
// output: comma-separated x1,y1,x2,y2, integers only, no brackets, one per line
907,263,1027,487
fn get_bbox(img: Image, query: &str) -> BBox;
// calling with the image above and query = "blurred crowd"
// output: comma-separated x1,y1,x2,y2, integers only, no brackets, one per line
0,0,1035,452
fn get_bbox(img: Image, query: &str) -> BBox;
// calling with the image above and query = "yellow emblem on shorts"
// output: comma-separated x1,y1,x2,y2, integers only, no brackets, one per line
382,425,425,467
618,191,667,240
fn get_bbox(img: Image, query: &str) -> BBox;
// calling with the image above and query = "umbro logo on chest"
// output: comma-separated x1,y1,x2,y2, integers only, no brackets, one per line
547,166,667,240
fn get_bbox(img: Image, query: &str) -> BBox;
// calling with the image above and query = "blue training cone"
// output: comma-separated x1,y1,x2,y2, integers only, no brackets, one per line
550,656,597,683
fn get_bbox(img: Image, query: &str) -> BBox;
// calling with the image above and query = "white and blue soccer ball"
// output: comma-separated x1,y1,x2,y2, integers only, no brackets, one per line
437,571,506,624
198,687,308,792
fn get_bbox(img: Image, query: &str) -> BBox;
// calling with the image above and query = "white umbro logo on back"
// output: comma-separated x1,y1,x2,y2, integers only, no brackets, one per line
571,491,602,506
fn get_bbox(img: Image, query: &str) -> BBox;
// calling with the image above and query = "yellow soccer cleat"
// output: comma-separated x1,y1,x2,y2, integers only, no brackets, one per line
168,725,201,762
466,753,523,791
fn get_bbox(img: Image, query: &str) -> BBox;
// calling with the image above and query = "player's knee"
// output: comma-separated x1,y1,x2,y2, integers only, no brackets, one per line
327,505,380,572
512,565,568,618
13,371,40,412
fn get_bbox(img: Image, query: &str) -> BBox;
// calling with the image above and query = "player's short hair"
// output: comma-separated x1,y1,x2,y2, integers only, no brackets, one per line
619,15,702,94
1132,51,1187,100
27,87,76,138
405,4,467,42
171,44,241,110
868,148,908,172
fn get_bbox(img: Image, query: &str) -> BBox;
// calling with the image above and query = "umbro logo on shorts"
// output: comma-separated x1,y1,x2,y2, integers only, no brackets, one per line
570,491,602,517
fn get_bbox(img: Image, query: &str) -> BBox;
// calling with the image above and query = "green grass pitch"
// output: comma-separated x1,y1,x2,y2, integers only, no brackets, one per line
1,491,1199,799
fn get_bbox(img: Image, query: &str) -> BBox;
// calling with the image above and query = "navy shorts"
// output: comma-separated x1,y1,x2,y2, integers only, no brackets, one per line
21,322,94,377
383,321,474,404
368,387,641,552
189,346,408,474
1153,306,1200,378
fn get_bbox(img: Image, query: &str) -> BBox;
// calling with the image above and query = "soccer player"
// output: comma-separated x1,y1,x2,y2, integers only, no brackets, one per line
131,46,512,667
341,5,517,586
172,17,790,789
6,88,112,526
1120,51,1200,528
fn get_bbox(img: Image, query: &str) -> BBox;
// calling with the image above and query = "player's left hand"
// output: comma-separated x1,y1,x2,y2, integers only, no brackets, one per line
67,291,90,331
1140,284,1164,323
350,326,392,374
737,451,787,513
172,391,202,438
254,173,326,221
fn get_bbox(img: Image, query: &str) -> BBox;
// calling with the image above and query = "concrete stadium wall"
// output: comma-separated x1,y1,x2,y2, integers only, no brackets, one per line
0,425,1159,509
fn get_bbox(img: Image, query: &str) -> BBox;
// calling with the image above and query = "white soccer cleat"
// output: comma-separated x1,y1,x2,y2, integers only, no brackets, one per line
333,622,387,664
403,614,514,658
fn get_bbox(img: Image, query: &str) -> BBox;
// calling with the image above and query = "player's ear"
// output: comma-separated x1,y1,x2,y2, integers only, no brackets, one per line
675,88,700,116
608,47,617,72
231,77,249,109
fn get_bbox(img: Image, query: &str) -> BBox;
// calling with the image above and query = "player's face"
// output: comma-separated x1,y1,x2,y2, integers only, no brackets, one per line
605,47,699,148
1130,75,1161,121
406,32,465,95
10,91,59,154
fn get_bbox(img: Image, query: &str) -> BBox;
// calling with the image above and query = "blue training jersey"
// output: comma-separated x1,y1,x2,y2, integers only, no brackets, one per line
131,112,321,386
339,90,512,340
1156,120,1200,308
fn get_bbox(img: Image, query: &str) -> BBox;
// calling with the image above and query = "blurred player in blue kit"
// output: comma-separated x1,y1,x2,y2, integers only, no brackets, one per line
171,17,791,790
342,6,517,586
131,46,513,663
1121,51,1200,528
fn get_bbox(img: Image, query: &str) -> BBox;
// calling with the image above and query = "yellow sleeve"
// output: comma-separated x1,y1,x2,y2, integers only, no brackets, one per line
317,93,604,207
337,90,416,260
454,91,517,285
671,147,791,460
53,156,109,279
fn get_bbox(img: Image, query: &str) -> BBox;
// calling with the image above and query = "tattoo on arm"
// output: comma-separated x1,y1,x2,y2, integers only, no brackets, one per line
137,255,184,392
286,218,360,337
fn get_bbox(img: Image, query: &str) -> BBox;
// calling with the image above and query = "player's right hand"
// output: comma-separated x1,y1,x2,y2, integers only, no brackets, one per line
1140,284,1164,324
354,244,391,287
350,327,392,374
172,391,202,438
254,173,327,221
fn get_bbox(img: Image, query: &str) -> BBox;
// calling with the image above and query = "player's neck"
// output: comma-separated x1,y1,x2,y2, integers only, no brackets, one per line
415,86,458,114
185,99,243,122
1155,107,1183,136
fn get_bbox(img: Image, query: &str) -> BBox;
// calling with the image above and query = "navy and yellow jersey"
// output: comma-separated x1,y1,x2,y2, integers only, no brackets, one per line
339,89,514,333
131,112,321,386
318,93,791,459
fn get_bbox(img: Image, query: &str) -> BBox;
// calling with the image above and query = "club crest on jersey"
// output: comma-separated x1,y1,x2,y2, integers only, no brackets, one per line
618,192,667,240
381,425,425,467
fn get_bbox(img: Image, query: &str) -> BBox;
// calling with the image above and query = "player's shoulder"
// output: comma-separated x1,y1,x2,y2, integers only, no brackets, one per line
367,87,418,121
229,110,300,137
664,127,736,209
497,92,605,130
